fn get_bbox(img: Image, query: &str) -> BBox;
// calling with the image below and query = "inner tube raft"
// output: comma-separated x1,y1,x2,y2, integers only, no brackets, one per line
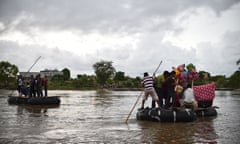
8,96,61,105
137,107,197,122
195,107,217,117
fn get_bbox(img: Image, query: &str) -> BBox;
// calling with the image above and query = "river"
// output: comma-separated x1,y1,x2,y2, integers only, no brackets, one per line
0,90,240,143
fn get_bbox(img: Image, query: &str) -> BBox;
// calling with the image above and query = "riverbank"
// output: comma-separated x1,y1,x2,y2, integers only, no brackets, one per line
215,88,234,91
1,87,238,91
110,88,142,91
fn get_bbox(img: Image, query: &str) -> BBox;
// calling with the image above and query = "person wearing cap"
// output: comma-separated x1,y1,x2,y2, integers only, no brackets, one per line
141,72,162,109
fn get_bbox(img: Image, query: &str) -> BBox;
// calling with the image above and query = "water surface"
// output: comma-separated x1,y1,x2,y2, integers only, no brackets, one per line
0,90,239,143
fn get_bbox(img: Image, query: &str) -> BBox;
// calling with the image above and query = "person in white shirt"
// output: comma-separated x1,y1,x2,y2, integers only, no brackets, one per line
17,75,23,96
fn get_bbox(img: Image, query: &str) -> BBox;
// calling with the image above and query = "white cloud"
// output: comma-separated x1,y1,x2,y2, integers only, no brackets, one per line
0,0,240,78
163,3,240,49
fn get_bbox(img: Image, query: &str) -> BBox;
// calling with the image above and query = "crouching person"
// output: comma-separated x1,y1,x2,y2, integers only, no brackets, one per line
180,87,198,110
21,82,30,97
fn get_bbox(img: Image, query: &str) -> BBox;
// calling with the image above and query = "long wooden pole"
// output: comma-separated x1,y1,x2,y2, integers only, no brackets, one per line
125,60,163,124
125,91,143,124
153,60,163,74
27,56,41,73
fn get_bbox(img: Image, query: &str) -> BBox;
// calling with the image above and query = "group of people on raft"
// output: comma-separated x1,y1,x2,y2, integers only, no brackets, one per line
141,63,215,110
17,74,48,97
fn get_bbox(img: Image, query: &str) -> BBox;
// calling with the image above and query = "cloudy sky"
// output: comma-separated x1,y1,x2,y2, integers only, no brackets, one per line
0,0,240,78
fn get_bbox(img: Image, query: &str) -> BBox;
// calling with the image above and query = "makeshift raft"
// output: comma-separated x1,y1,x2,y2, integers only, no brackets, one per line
136,107,197,122
195,107,218,117
8,96,61,105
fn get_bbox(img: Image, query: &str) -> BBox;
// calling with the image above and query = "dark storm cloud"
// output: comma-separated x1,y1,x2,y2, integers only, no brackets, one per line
0,0,239,33
0,0,240,77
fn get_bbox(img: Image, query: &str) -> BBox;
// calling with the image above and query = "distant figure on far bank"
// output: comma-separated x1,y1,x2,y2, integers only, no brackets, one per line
141,72,162,109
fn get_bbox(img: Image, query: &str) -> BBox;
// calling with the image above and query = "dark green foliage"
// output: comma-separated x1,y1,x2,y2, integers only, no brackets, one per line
237,58,240,70
74,74,97,89
93,60,116,87
194,71,211,85
62,68,71,81
210,75,228,88
51,74,64,82
114,71,125,81
227,71,240,89
0,61,18,88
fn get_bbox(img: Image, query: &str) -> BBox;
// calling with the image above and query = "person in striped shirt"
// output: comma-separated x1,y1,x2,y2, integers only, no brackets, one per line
141,72,162,109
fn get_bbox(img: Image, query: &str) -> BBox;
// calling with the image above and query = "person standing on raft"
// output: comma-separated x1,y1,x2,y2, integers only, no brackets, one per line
17,75,23,96
141,72,162,109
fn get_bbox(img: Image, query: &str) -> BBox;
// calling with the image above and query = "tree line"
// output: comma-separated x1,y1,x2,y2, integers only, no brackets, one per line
0,59,240,90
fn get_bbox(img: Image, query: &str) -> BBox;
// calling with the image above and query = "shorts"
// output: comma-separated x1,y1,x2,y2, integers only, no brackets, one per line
18,86,22,93
143,88,159,101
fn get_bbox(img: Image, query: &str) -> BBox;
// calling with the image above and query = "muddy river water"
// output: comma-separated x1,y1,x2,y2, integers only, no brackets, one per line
0,90,239,143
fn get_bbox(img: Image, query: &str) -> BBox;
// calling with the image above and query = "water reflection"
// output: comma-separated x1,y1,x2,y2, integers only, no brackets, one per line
16,105,59,116
138,122,193,143
193,118,218,143
94,91,114,107
136,117,218,143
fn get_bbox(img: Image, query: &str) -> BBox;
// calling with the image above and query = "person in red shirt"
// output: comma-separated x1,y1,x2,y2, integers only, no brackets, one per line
43,76,48,97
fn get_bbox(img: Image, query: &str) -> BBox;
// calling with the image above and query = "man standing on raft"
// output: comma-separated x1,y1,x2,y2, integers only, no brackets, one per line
141,72,162,109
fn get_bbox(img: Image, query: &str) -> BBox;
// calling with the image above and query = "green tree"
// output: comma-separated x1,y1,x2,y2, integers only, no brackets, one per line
93,60,116,87
113,71,125,87
237,58,240,70
228,71,240,89
62,68,71,81
0,61,18,87
210,75,227,88
226,59,240,89
75,74,97,89
134,76,142,87
51,74,64,81
195,71,211,85
114,71,125,81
